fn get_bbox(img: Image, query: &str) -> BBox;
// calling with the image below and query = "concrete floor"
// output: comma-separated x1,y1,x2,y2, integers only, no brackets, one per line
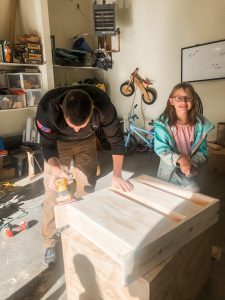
0,151,225,300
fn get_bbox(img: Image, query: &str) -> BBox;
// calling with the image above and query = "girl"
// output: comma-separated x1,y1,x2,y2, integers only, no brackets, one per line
154,82,214,191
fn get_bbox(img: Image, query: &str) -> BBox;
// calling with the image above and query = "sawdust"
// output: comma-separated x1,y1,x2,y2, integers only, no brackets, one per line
0,181,19,199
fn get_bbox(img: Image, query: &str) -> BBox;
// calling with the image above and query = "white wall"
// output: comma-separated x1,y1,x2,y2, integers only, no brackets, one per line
47,0,100,87
103,0,225,141
48,0,96,49
1,0,225,139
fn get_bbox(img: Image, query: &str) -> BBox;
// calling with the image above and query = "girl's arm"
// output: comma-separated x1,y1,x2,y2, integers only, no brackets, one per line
154,124,180,167
191,139,208,165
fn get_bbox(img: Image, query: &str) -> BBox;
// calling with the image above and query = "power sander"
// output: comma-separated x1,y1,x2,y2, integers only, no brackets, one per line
55,177,76,204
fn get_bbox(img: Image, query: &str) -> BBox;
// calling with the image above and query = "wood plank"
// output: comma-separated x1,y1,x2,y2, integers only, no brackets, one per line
110,188,186,222
62,227,213,300
136,175,217,206
111,179,205,218
58,176,219,285
67,188,177,261
54,203,70,229
123,203,219,285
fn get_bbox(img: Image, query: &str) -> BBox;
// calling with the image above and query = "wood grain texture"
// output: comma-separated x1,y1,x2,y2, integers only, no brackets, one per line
58,175,219,285
62,227,213,300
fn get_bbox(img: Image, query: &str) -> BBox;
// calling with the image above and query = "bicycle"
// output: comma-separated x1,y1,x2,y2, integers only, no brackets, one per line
123,104,155,155
120,68,157,105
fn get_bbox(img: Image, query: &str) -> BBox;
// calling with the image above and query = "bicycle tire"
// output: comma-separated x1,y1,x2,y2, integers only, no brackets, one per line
120,81,135,97
124,132,137,155
142,87,157,105
195,92,203,114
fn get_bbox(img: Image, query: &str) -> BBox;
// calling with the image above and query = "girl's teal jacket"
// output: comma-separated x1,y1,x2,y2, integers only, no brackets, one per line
154,116,214,181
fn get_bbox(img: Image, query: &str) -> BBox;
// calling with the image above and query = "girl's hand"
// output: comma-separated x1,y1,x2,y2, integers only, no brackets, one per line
177,155,192,176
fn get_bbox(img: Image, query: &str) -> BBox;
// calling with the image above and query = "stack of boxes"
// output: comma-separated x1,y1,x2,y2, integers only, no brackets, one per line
7,71,43,107
0,71,44,109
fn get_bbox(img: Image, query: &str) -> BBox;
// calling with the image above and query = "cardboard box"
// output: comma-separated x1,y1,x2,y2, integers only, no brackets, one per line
208,147,225,174
0,167,15,180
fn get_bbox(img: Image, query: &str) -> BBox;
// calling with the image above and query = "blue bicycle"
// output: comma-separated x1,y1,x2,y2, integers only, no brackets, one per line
123,104,155,155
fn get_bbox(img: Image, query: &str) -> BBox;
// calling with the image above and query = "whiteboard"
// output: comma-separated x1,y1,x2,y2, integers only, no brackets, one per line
181,39,225,82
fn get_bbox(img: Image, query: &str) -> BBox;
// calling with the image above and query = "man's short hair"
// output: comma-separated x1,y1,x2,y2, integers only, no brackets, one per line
62,89,93,125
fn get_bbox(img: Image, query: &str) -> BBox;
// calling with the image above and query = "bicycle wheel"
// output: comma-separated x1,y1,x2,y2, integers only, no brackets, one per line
195,92,203,114
142,87,157,105
120,81,135,97
124,132,137,155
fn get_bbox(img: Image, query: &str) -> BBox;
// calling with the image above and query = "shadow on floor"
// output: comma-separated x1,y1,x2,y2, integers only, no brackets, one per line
5,243,65,300
0,178,44,230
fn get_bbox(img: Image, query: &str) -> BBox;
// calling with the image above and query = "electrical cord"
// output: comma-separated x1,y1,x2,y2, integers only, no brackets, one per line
0,200,43,231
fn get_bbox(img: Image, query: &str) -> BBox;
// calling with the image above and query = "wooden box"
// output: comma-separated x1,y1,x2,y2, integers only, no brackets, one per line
62,226,213,300
208,147,225,174
56,175,219,298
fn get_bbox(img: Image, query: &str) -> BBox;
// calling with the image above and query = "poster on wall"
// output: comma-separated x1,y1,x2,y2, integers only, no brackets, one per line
181,39,225,82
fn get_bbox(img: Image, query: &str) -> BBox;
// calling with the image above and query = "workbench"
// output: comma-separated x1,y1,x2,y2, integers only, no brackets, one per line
55,175,219,300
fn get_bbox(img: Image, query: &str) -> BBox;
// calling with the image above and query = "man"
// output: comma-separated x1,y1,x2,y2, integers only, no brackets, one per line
36,84,133,266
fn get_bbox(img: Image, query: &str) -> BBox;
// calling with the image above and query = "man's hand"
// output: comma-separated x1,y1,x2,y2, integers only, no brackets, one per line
177,155,192,176
48,157,69,191
112,175,133,192
111,154,134,192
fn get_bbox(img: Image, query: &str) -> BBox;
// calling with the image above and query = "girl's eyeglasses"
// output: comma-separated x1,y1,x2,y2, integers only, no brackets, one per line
172,96,193,102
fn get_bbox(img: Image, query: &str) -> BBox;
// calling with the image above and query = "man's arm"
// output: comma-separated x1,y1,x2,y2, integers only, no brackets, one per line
98,95,133,191
111,154,133,191
36,104,68,190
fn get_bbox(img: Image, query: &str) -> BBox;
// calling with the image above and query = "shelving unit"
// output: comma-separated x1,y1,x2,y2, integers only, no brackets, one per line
53,65,99,70
48,0,103,87
0,0,54,137
0,62,45,67
53,64,103,87
0,107,37,112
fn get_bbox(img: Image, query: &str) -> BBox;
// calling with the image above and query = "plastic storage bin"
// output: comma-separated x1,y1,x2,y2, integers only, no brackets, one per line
0,72,8,88
25,89,44,106
7,73,42,89
0,94,26,110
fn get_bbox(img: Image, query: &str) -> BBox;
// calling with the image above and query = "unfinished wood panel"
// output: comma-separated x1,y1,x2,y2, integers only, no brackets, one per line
62,227,213,300
135,175,215,206
111,179,203,218
61,176,219,285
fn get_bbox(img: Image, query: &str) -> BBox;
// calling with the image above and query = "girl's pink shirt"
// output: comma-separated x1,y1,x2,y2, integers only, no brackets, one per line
173,123,194,156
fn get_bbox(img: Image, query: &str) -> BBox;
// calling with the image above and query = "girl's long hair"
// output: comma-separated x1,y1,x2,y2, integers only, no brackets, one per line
159,82,204,127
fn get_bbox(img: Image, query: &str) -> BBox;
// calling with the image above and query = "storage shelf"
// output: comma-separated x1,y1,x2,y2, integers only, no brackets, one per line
0,107,37,112
0,62,44,67
53,64,100,70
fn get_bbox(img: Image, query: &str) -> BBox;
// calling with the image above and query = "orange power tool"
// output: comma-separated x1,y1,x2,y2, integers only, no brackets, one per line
55,178,76,205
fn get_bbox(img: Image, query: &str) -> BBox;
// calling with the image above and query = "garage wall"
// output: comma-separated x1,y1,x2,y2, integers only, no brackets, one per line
103,0,225,141
1,0,225,140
